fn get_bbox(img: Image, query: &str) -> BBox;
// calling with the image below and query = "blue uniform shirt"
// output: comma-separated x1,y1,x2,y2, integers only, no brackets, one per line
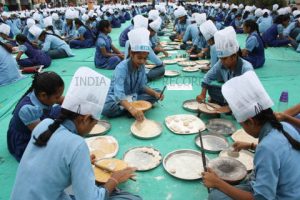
42,35,74,56
11,119,108,200
250,122,300,200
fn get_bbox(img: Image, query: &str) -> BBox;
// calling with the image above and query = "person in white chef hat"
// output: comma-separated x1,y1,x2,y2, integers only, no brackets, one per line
196,26,253,113
102,28,164,121
202,71,300,200
11,67,141,200
0,23,16,46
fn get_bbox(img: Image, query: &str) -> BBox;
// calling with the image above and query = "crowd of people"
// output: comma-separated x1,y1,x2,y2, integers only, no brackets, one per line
1,1,300,200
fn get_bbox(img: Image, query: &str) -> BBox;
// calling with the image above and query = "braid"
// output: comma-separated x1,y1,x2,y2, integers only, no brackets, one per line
34,108,79,147
254,108,300,150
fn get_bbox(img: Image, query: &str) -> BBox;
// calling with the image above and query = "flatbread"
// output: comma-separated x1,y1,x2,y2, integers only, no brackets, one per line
94,159,128,183
219,150,254,171
164,70,180,77
182,66,199,72
178,61,197,66
130,100,152,111
131,119,162,139
163,59,177,65
145,64,156,69
123,147,162,171
85,136,119,160
183,100,200,111
231,129,258,144
198,103,221,114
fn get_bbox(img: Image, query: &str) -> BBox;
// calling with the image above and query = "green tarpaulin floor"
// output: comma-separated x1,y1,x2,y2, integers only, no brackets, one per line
1,21,300,200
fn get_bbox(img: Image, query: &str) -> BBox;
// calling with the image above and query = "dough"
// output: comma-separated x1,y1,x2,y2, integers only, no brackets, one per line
131,119,161,137
90,124,106,135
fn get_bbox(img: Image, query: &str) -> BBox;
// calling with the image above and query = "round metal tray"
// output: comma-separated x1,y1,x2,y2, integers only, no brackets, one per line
182,99,200,113
195,133,230,153
87,120,111,137
206,118,236,136
131,119,162,139
163,149,209,180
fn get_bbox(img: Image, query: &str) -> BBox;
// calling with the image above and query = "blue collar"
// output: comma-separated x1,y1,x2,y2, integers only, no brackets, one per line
62,119,78,134
258,122,273,142
127,58,143,73
29,91,51,110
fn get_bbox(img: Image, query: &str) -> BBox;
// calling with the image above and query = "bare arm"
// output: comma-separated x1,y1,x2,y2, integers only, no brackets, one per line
15,51,23,61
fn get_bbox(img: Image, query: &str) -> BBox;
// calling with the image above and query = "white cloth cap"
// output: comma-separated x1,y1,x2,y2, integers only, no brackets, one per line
33,12,41,21
273,4,279,11
1,12,10,18
128,28,151,52
65,9,75,19
133,15,148,29
43,12,48,17
148,9,159,21
239,4,244,9
221,71,274,123
200,20,217,41
195,13,207,26
62,67,110,119
52,13,59,21
277,8,287,16
0,23,11,35
29,25,43,39
20,13,26,18
285,7,292,14
149,18,161,32
43,16,53,27
255,9,263,17
26,18,35,28
88,10,94,17
293,10,300,17
215,26,239,58
177,8,187,18
82,14,89,21
262,9,270,15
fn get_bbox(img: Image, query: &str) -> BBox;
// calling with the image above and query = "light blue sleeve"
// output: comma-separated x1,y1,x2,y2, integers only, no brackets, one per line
70,142,108,200
78,26,86,36
210,45,218,68
18,45,27,52
138,69,148,92
296,33,300,42
251,144,279,200
283,22,296,37
113,65,127,101
42,36,52,52
277,24,284,35
148,47,163,66
297,43,300,53
202,61,221,87
182,25,191,42
18,105,43,125
124,40,130,59
246,36,258,52
97,38,107,48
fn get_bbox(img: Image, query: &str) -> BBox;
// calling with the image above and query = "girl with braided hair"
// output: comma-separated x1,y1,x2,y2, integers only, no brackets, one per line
7,72,64,161
11,67,141,200
202,71,300,200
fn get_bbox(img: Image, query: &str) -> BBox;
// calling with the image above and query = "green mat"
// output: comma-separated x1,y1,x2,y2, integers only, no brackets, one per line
1,21,300,200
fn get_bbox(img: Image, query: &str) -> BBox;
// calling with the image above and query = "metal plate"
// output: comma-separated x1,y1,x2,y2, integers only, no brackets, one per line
178,61,197,66
123,147,162,171
163,149,209,180
175,58,188,62
208,157,247,183
87,120,111,137
198,103,221,115
165,114,206,135
182,99,200,113
145,64,156,69
131,119,162,139
182,66,199,72
231,129,258,144
196,60,210,65
195,133,229,153
85,136,119,161
163,59,177,65
164,70,180,77
219,150,254,171
206,119,236,136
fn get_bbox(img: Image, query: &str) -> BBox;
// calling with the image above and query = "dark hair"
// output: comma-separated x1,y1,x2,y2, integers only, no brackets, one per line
242,11,250,20
45,25,56,35
243,19,266,48
33,108,80,146
15,72,64,109
40,30,63,40
0,41,12,53
274,14,290,24
253,108,300,150
97,19,111,33
16,34,37,49
263,12,269,18
74,18,95,39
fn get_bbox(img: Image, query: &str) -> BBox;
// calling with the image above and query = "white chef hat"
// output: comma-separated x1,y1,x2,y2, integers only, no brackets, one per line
43,12,48,17
65,9,75,19
62,67,110,120
273,4,279,11
0,23,11,36
200,20,217,41
128,28,151,52
285,7,292,14
82,14,89,22
215,26,239,58
29,25,43,39
51,13,59,21
277,8,287,16
97,9,103,16
221,71,274,123
149,18,162,32
20,13,26,18
238,4,244,9
255,8,263,17
195,13,207,26
43,16,53,28
88,10,94,17
293,10,300,17
1,12,10,18
176,7,187,18
33,12,41,21
108,9,114,14
148,9,159,21
26,18,35,28
133,15,148,29
262,9,270,15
